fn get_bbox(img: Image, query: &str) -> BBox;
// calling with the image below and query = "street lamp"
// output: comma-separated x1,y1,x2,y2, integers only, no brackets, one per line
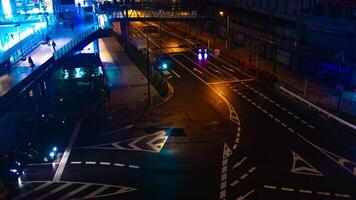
219,10,230,57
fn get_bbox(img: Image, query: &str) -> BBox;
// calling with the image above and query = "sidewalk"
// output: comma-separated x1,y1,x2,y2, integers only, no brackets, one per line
99,37,159,109
165,22,356,119
0,8,96,98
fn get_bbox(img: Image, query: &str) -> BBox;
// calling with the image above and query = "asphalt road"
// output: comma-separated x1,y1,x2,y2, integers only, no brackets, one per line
2,21,355,200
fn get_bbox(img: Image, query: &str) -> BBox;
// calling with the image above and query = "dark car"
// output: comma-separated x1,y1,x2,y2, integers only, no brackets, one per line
0,154,25,180
14,143,59,164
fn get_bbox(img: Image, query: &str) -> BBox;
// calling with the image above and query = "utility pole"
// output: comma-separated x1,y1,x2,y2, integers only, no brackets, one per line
146,31,151,106
226,14,230,57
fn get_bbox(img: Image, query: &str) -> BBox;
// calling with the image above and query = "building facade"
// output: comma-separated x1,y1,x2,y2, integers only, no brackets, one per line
201,0,356,89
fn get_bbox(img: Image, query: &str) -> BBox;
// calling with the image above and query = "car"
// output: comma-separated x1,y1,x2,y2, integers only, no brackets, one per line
0,154,25,180
193,44,208,60
14,143,59,164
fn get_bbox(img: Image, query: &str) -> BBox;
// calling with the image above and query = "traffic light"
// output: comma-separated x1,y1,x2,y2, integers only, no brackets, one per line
162,63,168,70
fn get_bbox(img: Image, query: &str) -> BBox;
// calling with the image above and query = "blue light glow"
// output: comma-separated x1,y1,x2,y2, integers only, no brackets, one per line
53,147,57,152
10,169,17,173
162,63,168,70
49,152,55,158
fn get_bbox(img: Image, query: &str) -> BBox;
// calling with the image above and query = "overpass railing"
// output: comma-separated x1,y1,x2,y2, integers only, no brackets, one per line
54,25,100,60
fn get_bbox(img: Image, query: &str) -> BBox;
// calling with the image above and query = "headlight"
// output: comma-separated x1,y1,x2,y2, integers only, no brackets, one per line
49,152,55,158
52,147,57,152
10,169,17,173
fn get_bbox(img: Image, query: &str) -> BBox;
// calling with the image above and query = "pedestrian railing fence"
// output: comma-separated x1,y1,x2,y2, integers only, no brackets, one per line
279,86,356,130
53,25,100,60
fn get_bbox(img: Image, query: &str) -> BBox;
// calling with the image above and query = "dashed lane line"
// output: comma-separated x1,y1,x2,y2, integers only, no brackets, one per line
238,82,315,130
170,69,181,78
70,161,81,165
264,185,351,199
230,166,256,187
69,161,140,169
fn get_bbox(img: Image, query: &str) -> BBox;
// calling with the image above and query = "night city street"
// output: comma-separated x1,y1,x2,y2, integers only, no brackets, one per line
0,1,356,200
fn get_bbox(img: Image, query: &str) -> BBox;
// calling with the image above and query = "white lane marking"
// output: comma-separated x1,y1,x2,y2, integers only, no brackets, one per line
288,128,295,133
301,120,308,124
274,118,281,123
317,191,331,196
28,163,58,166
281,187,294,192
34,183,72,200
236,189,255,200
171,69,181,78
59,184,91,200
129,165,140,169
114,163,125,167
70,161,82,165
281,123,287,127
193,67,204,75
240,173,248,180
83,185,110,199
230,180,239,187
13,182,53,200
232,156,247,170
308,124,315,129
53,120,83,182
299,189,313,194
100,162,111,165
207,79,254,85
85,161,96,165
264,185,277,190
248,166,256,173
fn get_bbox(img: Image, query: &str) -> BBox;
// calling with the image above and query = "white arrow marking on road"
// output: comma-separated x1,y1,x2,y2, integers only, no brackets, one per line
147,130,168,152
291,151,323,176
85,131,169,153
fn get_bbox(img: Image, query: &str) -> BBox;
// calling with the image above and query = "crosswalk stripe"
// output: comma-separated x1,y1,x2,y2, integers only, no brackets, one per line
13,182,52,200
34,183,71,200
59,184,91,200
83,185,110,199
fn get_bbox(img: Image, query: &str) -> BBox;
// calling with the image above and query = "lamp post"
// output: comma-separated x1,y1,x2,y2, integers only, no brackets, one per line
146,31,151,106
219,11,230,57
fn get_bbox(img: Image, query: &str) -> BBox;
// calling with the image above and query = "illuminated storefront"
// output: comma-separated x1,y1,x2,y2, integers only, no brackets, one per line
0,0,56,65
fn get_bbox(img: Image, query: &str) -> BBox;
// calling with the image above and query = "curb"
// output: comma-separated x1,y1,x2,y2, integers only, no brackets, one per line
150,81,174,108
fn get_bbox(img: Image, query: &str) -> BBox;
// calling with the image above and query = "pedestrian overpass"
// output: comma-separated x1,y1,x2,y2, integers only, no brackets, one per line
97,2,211,22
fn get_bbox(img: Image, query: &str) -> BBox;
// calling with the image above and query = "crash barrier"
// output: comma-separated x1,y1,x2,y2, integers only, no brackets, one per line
279,86,356,130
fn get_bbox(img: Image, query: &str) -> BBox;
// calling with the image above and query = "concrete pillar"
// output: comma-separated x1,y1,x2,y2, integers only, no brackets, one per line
351,64,356,88
93,39,99,54
120,21,128,43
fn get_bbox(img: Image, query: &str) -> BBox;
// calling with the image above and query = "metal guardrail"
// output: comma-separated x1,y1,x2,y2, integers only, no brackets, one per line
53,25,99,60
279,86,356,130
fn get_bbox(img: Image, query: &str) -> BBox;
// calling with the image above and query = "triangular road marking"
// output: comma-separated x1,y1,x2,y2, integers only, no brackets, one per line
78,131,169,153
223,143,233,159
291,151,323,176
